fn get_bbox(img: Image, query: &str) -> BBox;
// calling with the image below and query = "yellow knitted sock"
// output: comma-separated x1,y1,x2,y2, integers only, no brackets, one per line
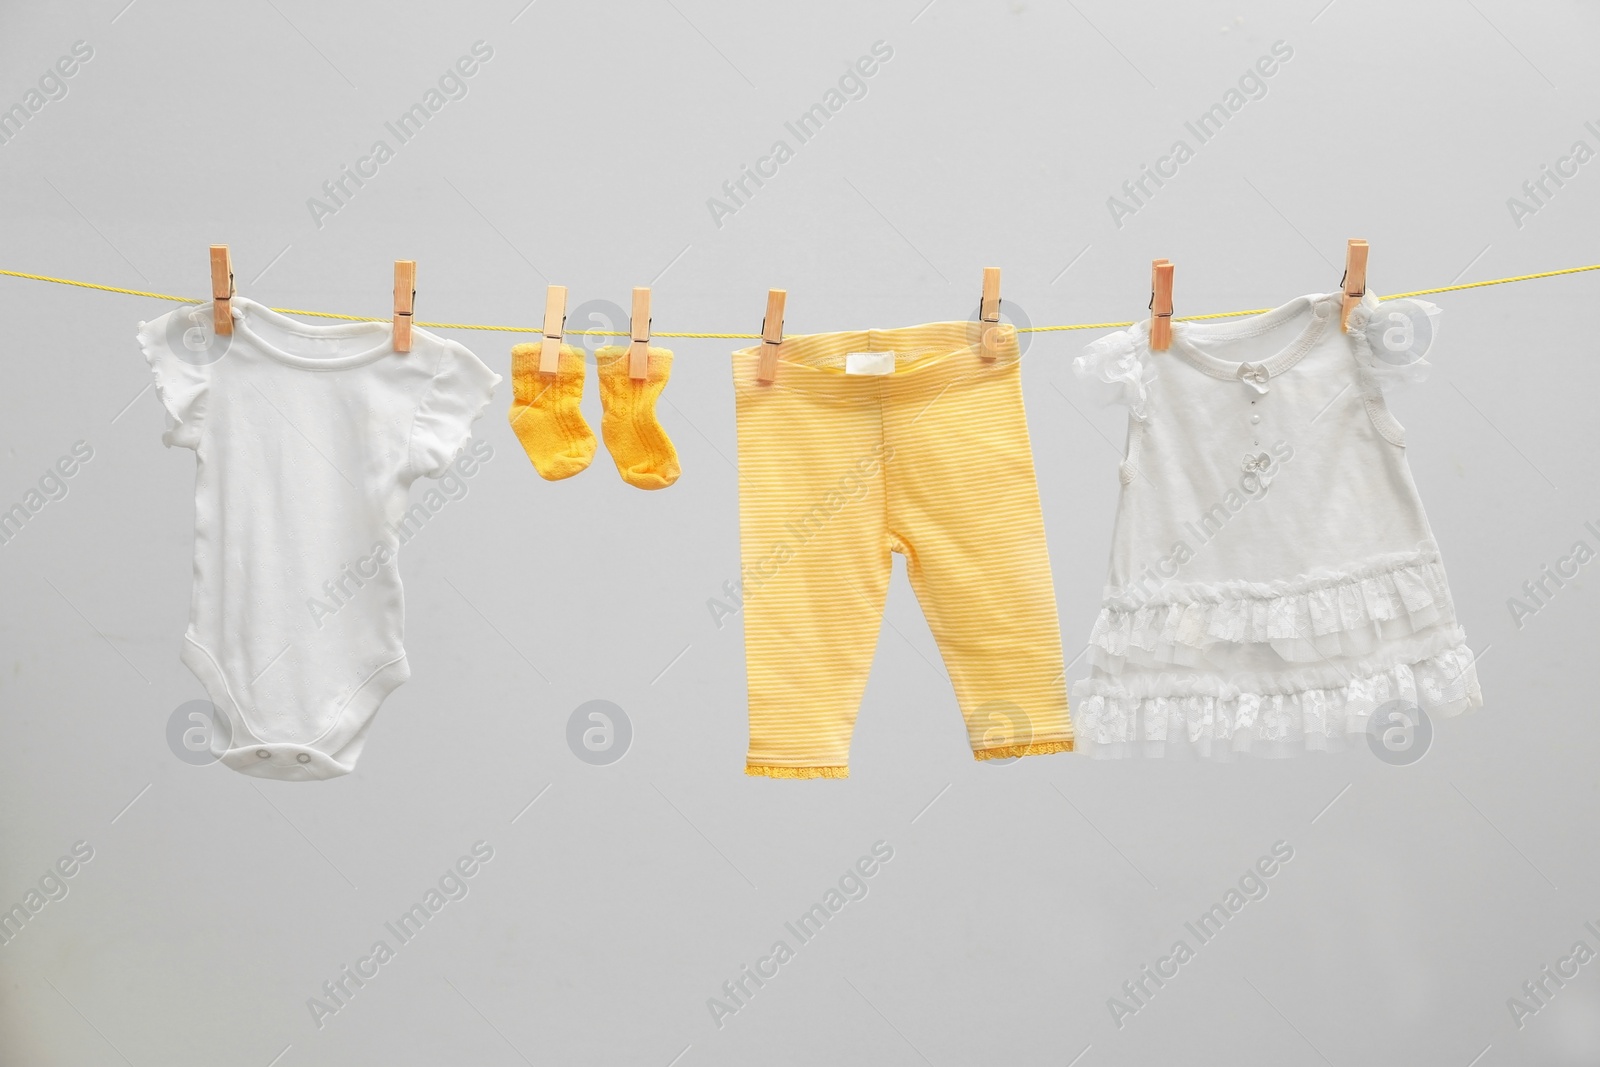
508,343,596,481
594,345,681,490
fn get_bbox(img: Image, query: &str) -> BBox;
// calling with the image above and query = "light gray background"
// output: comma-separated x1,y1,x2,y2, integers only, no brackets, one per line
1,0,1596,1064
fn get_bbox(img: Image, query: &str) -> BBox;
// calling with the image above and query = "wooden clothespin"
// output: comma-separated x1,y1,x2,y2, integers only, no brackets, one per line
1149,259,1174,351
629,287,652,380
539,284,568,375
209,245,234,335
393,260,416,353
1340,239,1368,331
978,267,1002,361
757,289,786,384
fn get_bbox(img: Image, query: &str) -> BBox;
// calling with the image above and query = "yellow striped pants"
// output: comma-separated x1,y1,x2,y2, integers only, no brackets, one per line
732,321,1072,778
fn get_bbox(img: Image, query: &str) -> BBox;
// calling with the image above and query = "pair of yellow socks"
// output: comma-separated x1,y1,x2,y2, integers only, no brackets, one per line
507,343,681,489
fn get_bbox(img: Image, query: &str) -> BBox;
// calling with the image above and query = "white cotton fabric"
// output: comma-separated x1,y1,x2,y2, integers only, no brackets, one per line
1070,291,1481,759
139,297,499,780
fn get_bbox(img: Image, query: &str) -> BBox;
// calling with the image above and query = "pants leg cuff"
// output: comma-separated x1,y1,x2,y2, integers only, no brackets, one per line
745,763,849,780
973,739,1074,761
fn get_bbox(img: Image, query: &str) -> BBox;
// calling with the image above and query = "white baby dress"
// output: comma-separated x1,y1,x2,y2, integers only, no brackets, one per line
140,297,499,780
1071,290,1482,759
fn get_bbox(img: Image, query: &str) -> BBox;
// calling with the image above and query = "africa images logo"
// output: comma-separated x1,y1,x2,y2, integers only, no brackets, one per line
166,302,233,366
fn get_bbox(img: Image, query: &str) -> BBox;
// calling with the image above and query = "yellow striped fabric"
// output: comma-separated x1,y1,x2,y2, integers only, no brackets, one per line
731,321,1072,778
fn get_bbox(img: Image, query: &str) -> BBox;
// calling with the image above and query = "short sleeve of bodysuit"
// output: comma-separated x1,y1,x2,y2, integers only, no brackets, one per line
409,339,501,479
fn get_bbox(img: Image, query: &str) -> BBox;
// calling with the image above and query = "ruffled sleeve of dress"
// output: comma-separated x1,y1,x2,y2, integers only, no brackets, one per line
1073,325,1158,419
1347,292,1441,392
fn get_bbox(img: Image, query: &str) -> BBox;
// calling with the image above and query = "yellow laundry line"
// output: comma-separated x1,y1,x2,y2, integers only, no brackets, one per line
1,262,1596,339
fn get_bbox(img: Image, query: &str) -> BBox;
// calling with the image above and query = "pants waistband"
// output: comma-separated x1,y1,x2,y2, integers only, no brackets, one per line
732,320,1020,398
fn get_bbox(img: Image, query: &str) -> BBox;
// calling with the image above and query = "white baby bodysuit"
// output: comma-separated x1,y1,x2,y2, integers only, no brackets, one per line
139,296,500,780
